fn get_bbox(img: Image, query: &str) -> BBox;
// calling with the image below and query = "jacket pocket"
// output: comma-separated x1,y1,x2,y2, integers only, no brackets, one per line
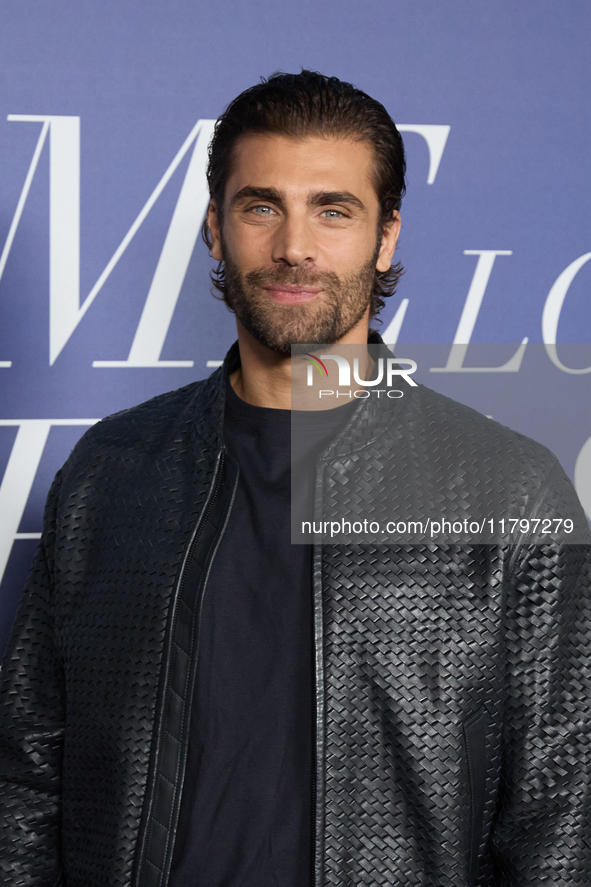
463,709,486,886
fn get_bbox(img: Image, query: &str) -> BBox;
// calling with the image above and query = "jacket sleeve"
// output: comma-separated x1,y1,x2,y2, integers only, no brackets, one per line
0,470,64,886
488,463,591,884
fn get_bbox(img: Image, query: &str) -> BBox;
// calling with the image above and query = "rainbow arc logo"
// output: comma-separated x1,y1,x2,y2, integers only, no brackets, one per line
302,353,329,377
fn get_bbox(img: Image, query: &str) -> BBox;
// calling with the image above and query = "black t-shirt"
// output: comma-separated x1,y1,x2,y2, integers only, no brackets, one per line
170,378,356,887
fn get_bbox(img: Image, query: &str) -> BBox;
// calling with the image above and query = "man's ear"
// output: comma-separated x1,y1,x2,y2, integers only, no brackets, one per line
207,199,224,262
376,211,401,273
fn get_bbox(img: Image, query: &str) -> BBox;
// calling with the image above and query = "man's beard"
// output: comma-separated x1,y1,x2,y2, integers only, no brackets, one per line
222,243,379,355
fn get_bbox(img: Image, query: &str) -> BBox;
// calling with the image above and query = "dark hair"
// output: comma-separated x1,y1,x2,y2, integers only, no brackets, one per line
202,70,406,321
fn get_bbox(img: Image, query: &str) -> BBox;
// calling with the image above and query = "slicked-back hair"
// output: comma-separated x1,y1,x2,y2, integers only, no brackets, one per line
202,70,406,322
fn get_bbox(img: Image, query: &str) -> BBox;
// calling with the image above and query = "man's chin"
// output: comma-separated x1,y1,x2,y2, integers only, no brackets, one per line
243,330,318,357
241,325,342,356
234,309,342,356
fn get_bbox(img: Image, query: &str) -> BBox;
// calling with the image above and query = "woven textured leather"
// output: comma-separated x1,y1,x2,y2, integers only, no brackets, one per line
0,378,222,887
1,341,590,886
319,541,591,885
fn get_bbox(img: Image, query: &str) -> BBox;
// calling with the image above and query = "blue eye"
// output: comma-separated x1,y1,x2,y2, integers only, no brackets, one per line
322,209,344,218
252,205,274,214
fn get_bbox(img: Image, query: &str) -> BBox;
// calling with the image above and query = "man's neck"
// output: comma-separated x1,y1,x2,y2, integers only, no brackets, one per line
230,315,371,409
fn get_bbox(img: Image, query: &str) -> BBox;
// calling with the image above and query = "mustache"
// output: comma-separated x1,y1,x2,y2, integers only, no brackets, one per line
245,266,340,288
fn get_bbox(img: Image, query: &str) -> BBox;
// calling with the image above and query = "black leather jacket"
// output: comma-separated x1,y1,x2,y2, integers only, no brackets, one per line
1,341,590,887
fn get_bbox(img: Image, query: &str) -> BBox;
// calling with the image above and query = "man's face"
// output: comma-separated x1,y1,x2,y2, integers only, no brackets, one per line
207,133,400,354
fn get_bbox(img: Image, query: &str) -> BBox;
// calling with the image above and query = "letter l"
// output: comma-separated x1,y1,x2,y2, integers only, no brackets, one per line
431,250,528,373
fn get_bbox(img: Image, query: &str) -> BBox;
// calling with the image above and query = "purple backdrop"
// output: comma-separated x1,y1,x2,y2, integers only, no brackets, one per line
1,0,590,652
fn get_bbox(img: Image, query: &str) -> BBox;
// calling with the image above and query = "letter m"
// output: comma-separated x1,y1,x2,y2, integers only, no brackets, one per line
0,116,216,367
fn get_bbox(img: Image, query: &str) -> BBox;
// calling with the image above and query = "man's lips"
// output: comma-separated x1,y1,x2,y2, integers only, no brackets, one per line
263,285,321,305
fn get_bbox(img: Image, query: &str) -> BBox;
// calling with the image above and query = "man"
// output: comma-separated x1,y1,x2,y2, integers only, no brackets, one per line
0,71,590,887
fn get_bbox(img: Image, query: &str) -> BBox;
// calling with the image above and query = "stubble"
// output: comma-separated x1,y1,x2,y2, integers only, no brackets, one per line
222,244,379,355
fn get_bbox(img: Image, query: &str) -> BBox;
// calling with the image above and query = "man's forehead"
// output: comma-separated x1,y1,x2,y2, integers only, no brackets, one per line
224,131,379,202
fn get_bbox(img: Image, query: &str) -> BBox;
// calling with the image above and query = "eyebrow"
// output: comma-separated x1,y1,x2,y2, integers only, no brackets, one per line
230,186,367,212
231,186,285,206
308,190,366,212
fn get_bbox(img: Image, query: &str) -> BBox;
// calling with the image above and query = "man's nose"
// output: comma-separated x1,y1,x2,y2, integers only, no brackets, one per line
271,213,317,266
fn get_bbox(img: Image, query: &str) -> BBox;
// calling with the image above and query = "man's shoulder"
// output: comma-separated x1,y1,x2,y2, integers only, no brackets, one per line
64,371,222,476
411,382,559,473
395,382,575,522
99,375,212,432
385,383,591,541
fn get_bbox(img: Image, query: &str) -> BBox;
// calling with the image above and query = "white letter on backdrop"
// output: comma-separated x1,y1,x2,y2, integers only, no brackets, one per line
0,419,98,584
0,116,216,367
431,250,528,373
542,252,591,374
397,125,450,184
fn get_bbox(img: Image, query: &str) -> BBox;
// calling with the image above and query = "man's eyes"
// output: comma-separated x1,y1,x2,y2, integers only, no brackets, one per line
247,205,347,218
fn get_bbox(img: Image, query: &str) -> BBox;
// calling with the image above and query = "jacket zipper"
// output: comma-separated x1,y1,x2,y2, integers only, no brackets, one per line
136,448,227,887
173,449,226,605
